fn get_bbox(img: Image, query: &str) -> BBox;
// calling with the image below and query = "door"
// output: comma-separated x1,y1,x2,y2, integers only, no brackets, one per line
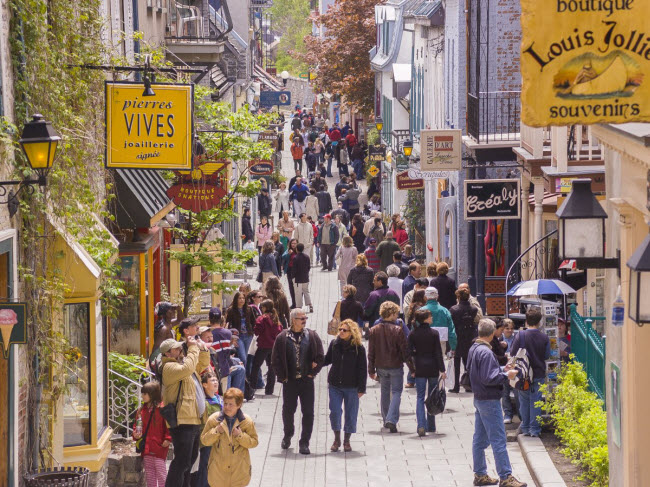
438,196,457,280
0,234,15,485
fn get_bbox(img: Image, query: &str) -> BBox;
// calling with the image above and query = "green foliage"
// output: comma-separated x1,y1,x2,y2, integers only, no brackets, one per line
367,128,380,146
539,358,609,486
268,0,311,75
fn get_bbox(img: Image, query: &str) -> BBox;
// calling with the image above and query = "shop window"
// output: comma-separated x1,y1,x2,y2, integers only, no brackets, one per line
200,267,212,310
443,210,454,268
63,302,91,447
111,255,141,355
96,302,107,437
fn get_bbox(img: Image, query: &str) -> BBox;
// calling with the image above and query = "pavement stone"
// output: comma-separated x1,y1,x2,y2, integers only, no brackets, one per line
243,127,537,487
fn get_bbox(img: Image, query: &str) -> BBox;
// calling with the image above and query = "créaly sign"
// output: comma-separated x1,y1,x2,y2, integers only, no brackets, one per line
464,179,521,220
521,0,650,126
106,82,193,170
396,171,424,190
420,129,462,171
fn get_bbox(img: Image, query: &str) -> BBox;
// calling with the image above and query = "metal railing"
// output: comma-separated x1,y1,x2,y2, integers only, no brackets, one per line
570,304,606,402
467,91,521,143
108,354,155,437
167,0,232,43
506,229,559,298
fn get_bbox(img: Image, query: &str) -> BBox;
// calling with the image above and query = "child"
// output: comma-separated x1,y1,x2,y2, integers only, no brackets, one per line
133,382,170,487
192,372,223,487
401,244,416,264
500,318,519,423
501,318,516,353
200,388,259,487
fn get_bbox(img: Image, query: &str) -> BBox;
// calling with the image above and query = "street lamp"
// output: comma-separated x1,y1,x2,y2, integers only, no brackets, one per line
280,70,289,87
403,138,413,157
0,114,60,217
556,179,618,268
627,232,650,326
375,116,384,132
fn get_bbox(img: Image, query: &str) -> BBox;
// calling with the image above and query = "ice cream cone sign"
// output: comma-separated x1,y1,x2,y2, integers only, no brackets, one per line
0,304,27,359
0,309,17,354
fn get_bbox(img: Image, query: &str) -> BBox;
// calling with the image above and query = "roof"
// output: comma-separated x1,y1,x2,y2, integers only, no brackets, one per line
114,169,173,228
403,0,427,16
253,65,282,92
413,0,443,19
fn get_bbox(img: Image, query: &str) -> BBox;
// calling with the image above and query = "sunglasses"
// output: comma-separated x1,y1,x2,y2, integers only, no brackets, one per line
297,316,308,321
338,328,350,332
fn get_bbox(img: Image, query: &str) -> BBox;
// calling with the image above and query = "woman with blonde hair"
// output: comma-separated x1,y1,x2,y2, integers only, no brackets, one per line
323,319,367,452
335,235,358,293
345,253,374,306
277,211,295,249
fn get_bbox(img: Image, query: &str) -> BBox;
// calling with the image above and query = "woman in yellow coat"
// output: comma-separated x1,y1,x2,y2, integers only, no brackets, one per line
200,388,259,487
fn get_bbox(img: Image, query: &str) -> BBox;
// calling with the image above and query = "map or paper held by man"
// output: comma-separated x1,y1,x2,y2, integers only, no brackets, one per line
432,327,448,342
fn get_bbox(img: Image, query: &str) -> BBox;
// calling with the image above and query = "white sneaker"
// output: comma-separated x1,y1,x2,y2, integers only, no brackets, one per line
504,417,513,424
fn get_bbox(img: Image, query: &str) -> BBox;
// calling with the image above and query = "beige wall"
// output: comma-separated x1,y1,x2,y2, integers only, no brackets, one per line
138,2,167,48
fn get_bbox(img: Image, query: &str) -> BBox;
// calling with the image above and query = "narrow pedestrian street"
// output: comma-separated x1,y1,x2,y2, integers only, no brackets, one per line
241,126,537,487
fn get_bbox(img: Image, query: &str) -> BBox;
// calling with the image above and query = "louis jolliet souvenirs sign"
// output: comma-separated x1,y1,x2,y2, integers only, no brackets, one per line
521,0,650,126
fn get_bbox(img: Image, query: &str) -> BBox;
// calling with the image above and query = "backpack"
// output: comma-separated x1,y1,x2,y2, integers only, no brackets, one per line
509,331,533,391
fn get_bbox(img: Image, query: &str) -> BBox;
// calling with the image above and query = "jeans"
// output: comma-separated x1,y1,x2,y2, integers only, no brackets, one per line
287,273,297,308
294,158,303,173
326,156,333,177
352,159,364,178
415,377,437,432
228,364,246,392
250,348,276,395
237,333,252,366
282,377,315,444
518,378,544,435
377,367,403,425
328,385,360,433
472,399,513,480
453,352,469,390
166,424,201,487
501,382,519,420
189,445,210,487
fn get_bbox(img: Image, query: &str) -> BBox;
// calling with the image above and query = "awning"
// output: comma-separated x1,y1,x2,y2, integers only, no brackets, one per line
113,169,174,229
253,65,282,92
528,190,558,209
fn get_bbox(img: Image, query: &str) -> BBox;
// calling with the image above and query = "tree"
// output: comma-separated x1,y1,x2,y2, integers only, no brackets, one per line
269,0,311,75
301,0,380,114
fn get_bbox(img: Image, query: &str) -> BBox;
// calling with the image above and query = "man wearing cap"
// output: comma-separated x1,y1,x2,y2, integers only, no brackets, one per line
317,214,339,272
208,307,232,393
160,335,210,487
421,287,457,355
364,238,380,273
375,231,401,273
151,302,181,363
364,272,400,326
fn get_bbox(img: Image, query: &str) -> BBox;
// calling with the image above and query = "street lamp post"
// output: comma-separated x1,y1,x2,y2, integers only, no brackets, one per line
280,70,289,87
0,114,60,216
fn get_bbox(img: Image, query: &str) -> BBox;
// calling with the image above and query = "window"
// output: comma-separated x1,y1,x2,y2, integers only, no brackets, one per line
63,302,91,447
96,301,107,437
111,255,141,355
442,210,454,268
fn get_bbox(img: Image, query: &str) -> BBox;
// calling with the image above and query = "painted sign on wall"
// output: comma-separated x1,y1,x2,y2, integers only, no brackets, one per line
106,82,193,170
521,0,650,126
464,179,521,220
420,129,462,172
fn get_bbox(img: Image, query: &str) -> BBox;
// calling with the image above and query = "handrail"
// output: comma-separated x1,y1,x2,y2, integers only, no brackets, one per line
505,229,558,318
109,353,155,378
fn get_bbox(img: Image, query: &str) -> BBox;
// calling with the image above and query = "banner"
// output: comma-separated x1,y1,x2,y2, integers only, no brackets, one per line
396,171,424,190
420,129,462,171
106,82,193,170
464,179,521,220
521,0,650,126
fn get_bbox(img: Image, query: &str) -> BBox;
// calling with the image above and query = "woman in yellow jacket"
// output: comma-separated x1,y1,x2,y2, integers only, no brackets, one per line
201,388,259,487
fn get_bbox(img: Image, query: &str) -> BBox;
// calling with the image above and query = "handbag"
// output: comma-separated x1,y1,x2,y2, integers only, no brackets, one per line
159,368,183,429
425,376,447,416
134,406,155,454
460,371,472,392
256,269,263,283
328,301,342,336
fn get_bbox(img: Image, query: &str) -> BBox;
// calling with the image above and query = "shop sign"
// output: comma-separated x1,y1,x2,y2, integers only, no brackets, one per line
258,131,278,149
248,159,274,176
0,304,27,359
367,165,380,177
368,145,386,162
521,0,650,126
105,82,193,170
464,179,521,220
420,129,462,171
259,91,292,107
396,171,424,190
407,167,451,180
166,159,228,212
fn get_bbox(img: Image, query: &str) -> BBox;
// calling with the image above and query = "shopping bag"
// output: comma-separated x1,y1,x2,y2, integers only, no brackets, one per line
444,358,455,390
425,377,447,416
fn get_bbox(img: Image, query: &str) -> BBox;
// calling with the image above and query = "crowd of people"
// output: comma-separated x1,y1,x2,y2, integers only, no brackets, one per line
131,111,547,487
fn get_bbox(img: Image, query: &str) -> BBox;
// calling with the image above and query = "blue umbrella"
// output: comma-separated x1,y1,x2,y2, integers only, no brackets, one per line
507,279,576,296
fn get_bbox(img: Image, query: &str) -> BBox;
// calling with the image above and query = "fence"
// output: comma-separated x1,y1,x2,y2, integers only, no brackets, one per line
467,91,520,143
570,304,606,402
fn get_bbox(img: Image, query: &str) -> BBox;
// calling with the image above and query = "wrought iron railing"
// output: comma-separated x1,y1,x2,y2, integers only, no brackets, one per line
570,304,606,402
506,229,559,297
108,354,155,437
167,0,232,43
467,91,520,143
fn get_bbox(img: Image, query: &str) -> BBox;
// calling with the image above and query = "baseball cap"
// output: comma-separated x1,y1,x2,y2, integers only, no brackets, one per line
425,286,439,300
208,307,222,321
159,339,183,354
198,326,212,335
324,214,331,219
178,317,200,333
369,238,377,244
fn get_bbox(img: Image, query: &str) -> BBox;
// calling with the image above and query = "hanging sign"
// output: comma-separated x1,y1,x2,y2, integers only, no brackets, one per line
0,304,27,359
368,146,386,162
521,0,650,126
464,179,521,220
407,167,451,180
259,91,292,107
367,165,380,177
258,131,278,149
396,171,424,190
248,159,274,176
420,129,462,171
105,82,193,170
166,159,228,212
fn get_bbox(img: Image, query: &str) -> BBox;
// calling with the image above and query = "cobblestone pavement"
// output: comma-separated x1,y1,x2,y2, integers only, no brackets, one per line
242,124,537,487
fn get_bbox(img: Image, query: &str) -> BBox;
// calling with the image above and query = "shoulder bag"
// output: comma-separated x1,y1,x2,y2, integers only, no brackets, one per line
328,301,342,336
135,406,155,453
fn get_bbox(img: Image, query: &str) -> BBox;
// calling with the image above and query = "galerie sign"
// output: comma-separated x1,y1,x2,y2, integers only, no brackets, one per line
521,0,650,126
464,179,521,220
420,130,462,171
106,82,193,170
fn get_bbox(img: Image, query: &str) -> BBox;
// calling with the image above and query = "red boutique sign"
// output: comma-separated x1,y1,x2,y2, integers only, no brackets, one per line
166,159,229,212
396,171,424,190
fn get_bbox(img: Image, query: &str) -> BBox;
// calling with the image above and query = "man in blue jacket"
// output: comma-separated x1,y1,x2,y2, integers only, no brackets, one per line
467,319,526,487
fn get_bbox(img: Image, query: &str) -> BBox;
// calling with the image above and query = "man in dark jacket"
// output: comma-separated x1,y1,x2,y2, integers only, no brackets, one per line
291,114,302,131
271,308,325,455
401,262,421,301
430,262,457,310
330,201,350,227
316,185,332,216
449,287,479,393
317,214,339,271
392,251,409,279
257,187,272,218
368,301,410,433
467,319,525,487
375,232,401,272
292,243,313,313
364,272,400,326
339,184,361,216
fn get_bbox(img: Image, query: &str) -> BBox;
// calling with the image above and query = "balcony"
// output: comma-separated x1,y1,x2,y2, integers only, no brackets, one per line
166,0,230,64
467,91,520,146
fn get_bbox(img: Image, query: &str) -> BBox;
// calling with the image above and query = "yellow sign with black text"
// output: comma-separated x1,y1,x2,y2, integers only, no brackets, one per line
106,82,193,169
521,0,650,126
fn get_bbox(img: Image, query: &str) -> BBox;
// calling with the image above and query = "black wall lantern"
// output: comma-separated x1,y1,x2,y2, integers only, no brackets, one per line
402,138,413,157
0,114,60,217
627,232,650,326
